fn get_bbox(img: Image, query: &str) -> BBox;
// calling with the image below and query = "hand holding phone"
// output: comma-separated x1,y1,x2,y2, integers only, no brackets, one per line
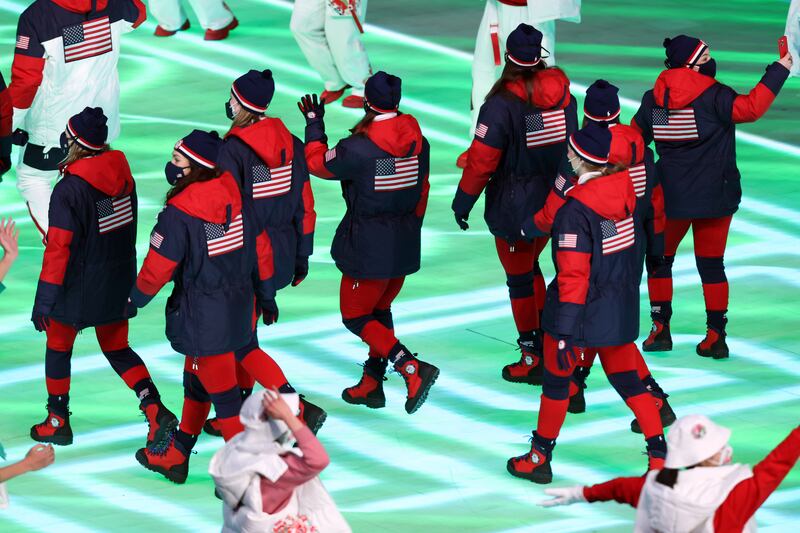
779,36,789,58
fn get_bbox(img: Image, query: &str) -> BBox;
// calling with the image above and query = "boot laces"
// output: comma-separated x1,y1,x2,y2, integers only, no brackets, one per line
147,427,175,456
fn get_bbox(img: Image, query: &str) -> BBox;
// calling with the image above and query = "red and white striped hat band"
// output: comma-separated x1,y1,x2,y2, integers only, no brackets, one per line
66,120,104,151
569,134,609,165
584,108,622,122
175,140,216,169
507,53,541,67
366,99,398,114
685,40,708,68
231,84,269,114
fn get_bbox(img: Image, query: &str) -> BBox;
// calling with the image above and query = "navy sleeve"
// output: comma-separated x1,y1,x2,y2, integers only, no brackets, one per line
35,181,79,313
712,84,738,124
130,207,185,307
14,10,45,58
552,203,593,338
565,94,579,137
474,98,511,150
217,139,245,187
632,91,654,145
321,139,355,181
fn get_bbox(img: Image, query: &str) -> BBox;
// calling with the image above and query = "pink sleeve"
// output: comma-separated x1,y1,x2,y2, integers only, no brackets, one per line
261,426,331,514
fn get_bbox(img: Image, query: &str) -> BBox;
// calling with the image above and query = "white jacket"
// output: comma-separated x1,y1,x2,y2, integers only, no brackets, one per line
634,465,757,533
527,0,581,24
10,0,144,148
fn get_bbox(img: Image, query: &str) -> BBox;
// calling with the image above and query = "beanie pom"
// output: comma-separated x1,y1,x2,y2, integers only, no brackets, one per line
261,69,272,80
663,37,672,48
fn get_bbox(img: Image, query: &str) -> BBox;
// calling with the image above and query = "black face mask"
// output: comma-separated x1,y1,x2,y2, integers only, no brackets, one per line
225,101,235,121
698,58,717,78
164,162,189,185
59,131,73,152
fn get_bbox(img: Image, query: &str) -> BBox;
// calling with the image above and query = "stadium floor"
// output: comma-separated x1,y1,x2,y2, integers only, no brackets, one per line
0,0,798,531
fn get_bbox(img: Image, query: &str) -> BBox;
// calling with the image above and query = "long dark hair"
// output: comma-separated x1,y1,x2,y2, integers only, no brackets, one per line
165,163,220,202
350,109,379,136
485,60,548,102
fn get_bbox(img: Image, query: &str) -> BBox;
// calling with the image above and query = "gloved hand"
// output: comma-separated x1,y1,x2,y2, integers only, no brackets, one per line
520,217,546,241
556,337,582,371
297,94,325,124
124,298,138,319
537,486,587,507
11,129,29,147
261,299,279,325
451,188,476,231
454,212,469,231
291,256,309,287
31,311,50,332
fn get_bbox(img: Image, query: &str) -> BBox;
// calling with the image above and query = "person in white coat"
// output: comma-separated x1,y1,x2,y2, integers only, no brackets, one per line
290,0,372,108
209,389,350,533
537,414,800,532
786,0,800,77
459,0,581,168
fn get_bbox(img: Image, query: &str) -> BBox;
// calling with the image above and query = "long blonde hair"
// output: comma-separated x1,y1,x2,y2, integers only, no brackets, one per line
227,108,262,134
60,142,109,173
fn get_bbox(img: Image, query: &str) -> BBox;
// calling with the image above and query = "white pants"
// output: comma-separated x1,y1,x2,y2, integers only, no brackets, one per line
148,0,233,31
16,160,57,239
471,0,556,131
291,0,371,94
786,0,800,77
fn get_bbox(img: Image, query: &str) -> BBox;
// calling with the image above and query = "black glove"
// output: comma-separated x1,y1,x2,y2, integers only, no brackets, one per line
11,129,29,147
291,256,309,287
261,299,279,325
520,217,546,242
31,311,50,332
454,212,469,231
452,188,476,231
297,94,325,124
555,337,582,371
124,299,139,320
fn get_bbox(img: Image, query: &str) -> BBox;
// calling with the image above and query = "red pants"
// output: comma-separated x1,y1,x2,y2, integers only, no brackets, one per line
44,319,152,397
340,275,404,358
495,237,549,335
537,334,663,442
648,216,732,324
181,352,243,441
232,333,289,391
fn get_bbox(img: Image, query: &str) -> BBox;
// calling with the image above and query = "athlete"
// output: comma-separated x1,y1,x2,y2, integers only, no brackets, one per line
452,23,577,386
300,71,439,414
634,35,792,359
10,0,145,240
30,107,176,449
149,0,238,40
291,0,372,108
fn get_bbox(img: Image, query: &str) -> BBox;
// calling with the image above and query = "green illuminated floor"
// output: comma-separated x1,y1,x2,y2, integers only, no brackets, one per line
0,0,799,531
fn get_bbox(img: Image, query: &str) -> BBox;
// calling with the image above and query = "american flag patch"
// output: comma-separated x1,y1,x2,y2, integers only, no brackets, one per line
525,110,567,148
475,123,489,139
374,156,419,192
558,233,577,248
601,217,635,255
15,35,29,50
252,162,292,199
325,148,336,162
150,231,164,249
62,16,112,63
96,196,133,234
554,174,567,192
205,214,244,257
652,108,698,142
629,163,647,198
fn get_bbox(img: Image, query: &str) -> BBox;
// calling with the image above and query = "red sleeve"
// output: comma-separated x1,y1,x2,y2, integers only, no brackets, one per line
304,140,336,179
129,0,146,27
557,250,591,305
533,190,566,234
300,180,316,236
132,249,178,305
40,227,73,285
10,54,45,110
714,427,800,532
457,139,503,196
0,85,11,139
651,184,665,235
583,476,645,507
257,230,275,282
629,118,643,134
731,84,778,124
415,172,430,218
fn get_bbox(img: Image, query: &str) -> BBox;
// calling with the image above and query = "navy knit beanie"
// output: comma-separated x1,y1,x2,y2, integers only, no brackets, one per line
584,80,620,122
67,107,108,151
175,130,222,169
506,23,544,67
569,122,611,165
232,69,275,114
664,35,708,69
365,71,402,113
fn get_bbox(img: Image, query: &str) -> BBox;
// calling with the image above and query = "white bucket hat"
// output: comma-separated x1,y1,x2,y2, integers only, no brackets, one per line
665,414,731,469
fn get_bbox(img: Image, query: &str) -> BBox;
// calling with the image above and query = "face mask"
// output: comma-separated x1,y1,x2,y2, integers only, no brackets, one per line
568,155,583,175
59,132,73,152
708,444,733,466
698,58,717,78
164,161,189,185
225,101,236,121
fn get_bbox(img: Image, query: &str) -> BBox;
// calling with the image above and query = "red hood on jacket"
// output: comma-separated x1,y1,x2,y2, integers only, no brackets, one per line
653,68,716,109
66,150,134,197
226,118,294,168
505,67,571,109
365,114,424,157
567,170,636,221
608,124,645,167
52,0,108,13
169,172,242,224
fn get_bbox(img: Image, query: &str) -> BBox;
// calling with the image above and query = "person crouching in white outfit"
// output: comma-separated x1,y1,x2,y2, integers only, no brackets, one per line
537,414,800,532
209,388,350,533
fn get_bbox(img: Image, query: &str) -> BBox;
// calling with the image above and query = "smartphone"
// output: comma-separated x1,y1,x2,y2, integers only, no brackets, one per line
779,36,789,57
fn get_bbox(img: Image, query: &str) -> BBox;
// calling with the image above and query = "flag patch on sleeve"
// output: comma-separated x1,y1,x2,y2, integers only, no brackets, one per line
325,148,337,162
475,123,489,139
558,233,577,248
150,231,164,249
15,35,29,50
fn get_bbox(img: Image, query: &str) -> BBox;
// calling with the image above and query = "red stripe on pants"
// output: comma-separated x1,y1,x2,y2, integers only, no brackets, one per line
182,353,243,440
239,347,288,389
340,275,405,357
